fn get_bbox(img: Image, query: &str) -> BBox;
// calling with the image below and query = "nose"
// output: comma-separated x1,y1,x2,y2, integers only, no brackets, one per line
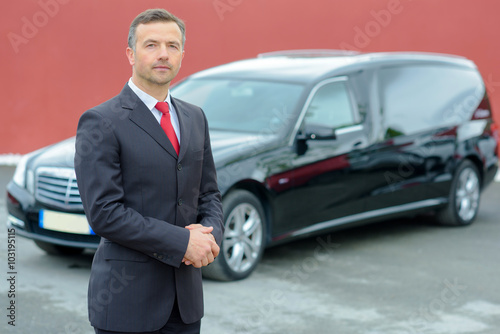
158,45,170,60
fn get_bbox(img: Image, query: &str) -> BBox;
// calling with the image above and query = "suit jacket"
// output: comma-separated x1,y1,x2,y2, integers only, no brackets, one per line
74,84,224,332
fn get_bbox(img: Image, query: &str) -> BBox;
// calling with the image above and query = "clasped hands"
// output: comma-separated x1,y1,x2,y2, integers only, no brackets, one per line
182,224,220,268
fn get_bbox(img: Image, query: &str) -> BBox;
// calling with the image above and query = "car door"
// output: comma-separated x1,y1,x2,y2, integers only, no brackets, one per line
362,64,485,214
271,77,371,237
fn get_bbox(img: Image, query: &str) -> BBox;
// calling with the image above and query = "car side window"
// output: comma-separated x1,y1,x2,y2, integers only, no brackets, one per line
304,81,356,136
379,65,484,138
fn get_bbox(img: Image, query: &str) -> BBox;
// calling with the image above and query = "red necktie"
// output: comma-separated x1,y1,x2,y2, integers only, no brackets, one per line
155,102,180,155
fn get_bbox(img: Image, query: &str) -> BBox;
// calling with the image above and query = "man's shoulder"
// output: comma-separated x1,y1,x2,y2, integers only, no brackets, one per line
84,84,134,118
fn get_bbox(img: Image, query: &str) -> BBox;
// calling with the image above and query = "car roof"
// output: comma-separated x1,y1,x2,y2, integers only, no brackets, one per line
188,50,478,84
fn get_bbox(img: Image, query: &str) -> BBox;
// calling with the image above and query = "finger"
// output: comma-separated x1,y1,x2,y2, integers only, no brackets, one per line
185,225,214,234
200,226,214,234
185,224,203,230
194,260,203,268
207,251,215,264
211,243,220,258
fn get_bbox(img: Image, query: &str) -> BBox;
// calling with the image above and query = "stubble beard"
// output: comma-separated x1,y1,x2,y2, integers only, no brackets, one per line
141,70,171,88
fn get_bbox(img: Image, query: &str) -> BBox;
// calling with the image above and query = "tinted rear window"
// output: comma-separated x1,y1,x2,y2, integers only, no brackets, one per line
379,65,484,137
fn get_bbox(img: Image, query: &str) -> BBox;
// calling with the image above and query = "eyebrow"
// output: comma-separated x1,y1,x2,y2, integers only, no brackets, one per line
142,39,181,47
142,38,158,46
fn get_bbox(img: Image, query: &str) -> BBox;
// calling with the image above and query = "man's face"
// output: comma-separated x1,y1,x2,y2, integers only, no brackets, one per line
126,21,184,92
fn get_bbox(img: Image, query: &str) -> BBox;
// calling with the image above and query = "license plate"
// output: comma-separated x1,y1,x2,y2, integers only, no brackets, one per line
39,210,94,235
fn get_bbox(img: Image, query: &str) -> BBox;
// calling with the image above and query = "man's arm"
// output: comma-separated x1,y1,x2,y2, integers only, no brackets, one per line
75,109,217,267
193,110,225,244
181,108,224,266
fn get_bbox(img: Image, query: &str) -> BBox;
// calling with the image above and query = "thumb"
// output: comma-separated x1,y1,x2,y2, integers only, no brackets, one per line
200,226,214,233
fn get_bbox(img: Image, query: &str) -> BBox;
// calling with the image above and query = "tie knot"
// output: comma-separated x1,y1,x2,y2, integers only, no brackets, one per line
156,102,169,115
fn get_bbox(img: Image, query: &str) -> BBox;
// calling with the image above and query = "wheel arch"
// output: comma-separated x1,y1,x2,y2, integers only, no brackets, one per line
462,154,484,188
222,180,274,246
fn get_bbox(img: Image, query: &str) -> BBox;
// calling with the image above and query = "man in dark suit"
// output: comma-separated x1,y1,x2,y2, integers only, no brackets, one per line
74,8,224,334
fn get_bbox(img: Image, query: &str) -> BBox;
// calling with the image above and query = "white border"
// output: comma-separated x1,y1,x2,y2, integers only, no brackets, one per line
0,154,22,166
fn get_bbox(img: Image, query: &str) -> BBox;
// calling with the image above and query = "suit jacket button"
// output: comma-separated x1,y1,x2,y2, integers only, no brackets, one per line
178,199,183,206
177,163,182,171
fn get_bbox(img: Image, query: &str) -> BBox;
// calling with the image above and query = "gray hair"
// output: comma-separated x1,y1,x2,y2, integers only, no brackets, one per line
128,8,186,51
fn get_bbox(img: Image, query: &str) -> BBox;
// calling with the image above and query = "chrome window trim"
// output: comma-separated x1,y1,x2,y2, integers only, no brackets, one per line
288,76,361,146
335,124,364,136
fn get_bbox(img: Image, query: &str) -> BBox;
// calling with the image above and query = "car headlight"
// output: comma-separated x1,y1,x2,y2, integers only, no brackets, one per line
12,154,30,188
12,150,39,194
26,170,35,194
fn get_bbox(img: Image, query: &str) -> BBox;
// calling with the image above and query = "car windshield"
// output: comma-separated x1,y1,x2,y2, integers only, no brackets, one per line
171,78,304,134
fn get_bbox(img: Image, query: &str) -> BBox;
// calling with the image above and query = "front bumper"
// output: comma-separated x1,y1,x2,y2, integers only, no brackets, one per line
6,181,100,249
7,214,100,249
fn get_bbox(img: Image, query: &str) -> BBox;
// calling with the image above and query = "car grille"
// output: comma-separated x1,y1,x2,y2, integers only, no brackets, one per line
35,167,83,211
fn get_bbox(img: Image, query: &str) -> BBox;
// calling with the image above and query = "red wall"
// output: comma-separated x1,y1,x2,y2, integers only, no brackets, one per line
2,0,500,154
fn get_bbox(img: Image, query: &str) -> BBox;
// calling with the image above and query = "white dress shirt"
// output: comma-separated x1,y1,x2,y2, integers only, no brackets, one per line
127,78,181,142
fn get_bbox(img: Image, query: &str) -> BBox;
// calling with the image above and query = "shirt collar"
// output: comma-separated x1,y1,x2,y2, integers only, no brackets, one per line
127,78,172,110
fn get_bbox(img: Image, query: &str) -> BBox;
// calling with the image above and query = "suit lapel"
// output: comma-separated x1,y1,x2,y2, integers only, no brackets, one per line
172,97,192,160
119,85,178,158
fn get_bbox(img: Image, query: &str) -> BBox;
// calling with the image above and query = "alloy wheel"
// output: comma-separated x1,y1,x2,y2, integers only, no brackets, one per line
223,203,263,274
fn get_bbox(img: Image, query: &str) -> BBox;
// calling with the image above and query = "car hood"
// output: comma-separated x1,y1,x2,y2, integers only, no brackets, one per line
28,131,277,170
29,137,78,169
209,130,277,165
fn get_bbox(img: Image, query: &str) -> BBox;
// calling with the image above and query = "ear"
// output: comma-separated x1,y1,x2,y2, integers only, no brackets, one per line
126,47,135,66
179,49,185,68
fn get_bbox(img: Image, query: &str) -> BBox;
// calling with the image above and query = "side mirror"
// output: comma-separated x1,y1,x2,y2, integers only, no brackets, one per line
295,130,336,155
297,131,337,141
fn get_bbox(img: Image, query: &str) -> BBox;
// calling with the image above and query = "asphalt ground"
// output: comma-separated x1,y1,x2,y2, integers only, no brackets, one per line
1,165,499,334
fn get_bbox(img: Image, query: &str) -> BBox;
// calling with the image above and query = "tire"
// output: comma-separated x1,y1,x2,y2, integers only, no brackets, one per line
435,160,481,226
202,190,267,281
34,240,85,255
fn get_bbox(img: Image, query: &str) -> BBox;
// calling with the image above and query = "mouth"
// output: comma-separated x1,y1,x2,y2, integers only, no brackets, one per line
153,64,171,71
